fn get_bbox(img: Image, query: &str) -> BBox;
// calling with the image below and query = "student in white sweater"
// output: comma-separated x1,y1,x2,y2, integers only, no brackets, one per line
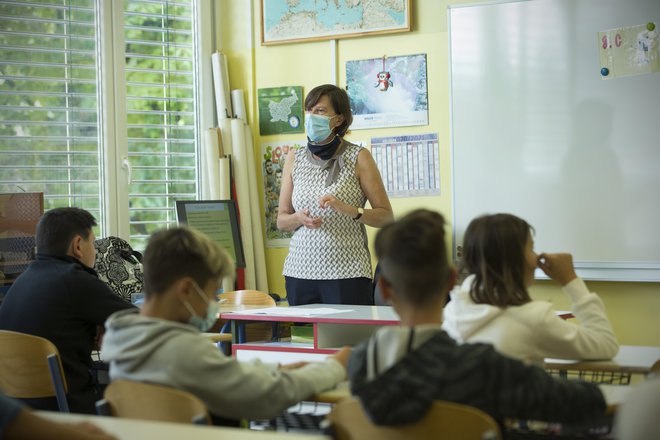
442,213,618,363
102,226,348,424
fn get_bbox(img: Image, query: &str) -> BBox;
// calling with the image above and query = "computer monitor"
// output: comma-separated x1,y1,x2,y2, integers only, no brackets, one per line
175,199,246,268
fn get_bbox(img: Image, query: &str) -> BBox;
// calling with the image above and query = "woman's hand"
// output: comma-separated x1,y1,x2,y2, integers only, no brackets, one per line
319,194,353,217
538,252,578,286
298,209,322,229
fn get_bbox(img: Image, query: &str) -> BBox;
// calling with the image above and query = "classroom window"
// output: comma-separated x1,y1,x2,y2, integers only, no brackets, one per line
0,0,204,249
0,0,105,225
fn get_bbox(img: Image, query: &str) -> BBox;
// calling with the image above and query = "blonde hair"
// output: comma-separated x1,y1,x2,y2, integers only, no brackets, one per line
143,226,234,295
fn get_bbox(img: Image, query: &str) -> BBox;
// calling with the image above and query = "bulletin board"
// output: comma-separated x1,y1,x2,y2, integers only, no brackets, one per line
449,0,660,281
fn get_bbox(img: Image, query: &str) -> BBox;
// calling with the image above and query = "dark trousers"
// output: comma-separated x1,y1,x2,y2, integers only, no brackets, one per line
285,276,374,306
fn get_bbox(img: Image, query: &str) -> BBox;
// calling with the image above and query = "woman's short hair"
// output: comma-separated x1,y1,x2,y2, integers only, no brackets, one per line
36,207,96,256
374,209,451,307
304,84,353,137
462,213,533,307
142,226,234,296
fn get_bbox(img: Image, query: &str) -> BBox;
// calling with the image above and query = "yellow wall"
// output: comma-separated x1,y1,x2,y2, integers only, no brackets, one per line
219,0,660,346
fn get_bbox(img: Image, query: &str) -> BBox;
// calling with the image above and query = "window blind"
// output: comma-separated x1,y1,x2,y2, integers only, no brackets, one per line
0,0,104,228
123,0,199,249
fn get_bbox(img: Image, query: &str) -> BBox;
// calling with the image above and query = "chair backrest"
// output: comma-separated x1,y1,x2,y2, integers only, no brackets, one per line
328,397,501,440
99,379,210,425
218,290,276,342
0,330,69,412
218,289,276,307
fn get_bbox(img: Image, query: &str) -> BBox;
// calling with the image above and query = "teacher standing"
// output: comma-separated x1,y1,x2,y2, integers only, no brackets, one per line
277,84,393,305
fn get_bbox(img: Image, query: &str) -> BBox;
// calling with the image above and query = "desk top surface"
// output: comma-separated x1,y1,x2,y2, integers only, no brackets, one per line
221,304,400,325
37,412,329,440
544,345,660,373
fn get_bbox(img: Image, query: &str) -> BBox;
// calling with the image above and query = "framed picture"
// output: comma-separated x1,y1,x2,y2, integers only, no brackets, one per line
258,86,305,135
261,0,412,45
346,53,428,130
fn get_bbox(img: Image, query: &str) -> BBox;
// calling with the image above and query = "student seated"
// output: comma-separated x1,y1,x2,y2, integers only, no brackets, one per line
0,208,135,413
102,226,349,424
441,213,618,362
0,392,116,440
349,209,608,428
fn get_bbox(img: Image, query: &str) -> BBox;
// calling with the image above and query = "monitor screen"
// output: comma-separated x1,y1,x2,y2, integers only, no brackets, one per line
175,200,245,268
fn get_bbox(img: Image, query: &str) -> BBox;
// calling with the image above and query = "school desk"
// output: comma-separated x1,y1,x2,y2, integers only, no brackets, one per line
221,304,399,363
36,411,330,440
544,345,660,384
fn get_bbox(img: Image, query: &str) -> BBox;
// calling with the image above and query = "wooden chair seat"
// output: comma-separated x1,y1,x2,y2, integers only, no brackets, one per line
328,397,501,440
96,379,210,425
218,290,277,343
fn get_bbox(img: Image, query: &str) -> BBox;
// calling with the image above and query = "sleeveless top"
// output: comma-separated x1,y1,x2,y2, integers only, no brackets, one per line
282,140,372,280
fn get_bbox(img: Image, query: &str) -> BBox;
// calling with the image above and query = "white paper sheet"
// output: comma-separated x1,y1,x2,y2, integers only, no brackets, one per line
226,307,354,317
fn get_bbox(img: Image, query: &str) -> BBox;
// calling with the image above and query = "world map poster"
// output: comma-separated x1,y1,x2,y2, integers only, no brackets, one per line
258,86,305,135
261,0,411,45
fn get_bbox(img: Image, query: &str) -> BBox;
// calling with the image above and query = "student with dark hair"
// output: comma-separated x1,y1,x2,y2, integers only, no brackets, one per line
0,392,116,440
102,226,349,424
349,209,609,429
442,213,618,362
0,208,135,414
278,84,393,305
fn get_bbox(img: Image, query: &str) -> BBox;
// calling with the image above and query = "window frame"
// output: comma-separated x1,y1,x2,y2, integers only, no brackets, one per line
101,0,215,242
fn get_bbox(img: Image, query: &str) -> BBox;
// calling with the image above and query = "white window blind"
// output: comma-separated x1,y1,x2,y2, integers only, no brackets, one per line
0,0,104,229
0,0,203,249
123,0,199,249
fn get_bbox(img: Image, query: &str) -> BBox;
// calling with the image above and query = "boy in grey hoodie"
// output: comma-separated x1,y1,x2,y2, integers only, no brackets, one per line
348,209,608,431
102,226,348,423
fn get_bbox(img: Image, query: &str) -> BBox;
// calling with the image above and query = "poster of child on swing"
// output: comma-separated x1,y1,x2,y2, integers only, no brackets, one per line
346,53,428,130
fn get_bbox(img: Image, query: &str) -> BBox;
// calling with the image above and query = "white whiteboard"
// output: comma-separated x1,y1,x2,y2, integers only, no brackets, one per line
449,0,660,282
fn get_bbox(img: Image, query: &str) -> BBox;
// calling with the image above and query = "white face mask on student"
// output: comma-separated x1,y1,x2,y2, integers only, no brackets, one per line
181,281,219,332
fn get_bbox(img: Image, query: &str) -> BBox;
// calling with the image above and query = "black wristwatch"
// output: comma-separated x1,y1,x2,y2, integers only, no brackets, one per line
353,207,364,220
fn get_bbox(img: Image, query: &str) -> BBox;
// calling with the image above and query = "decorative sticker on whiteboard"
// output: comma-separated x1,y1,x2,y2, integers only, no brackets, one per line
371,133,440,198
599,22,659,79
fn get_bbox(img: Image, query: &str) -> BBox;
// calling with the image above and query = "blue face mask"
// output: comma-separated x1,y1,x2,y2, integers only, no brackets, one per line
181,282,219,332
305,113,337,142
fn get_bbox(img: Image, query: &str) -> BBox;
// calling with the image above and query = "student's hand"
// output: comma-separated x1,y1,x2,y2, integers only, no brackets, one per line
537,253,578,286
297,209,322,229
330,346,352,374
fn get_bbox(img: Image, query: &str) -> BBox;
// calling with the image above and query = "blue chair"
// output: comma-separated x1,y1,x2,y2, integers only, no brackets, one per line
0,330,70,412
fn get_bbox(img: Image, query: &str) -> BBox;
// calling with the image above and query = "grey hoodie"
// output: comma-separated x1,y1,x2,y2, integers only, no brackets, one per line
102,309,345,420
